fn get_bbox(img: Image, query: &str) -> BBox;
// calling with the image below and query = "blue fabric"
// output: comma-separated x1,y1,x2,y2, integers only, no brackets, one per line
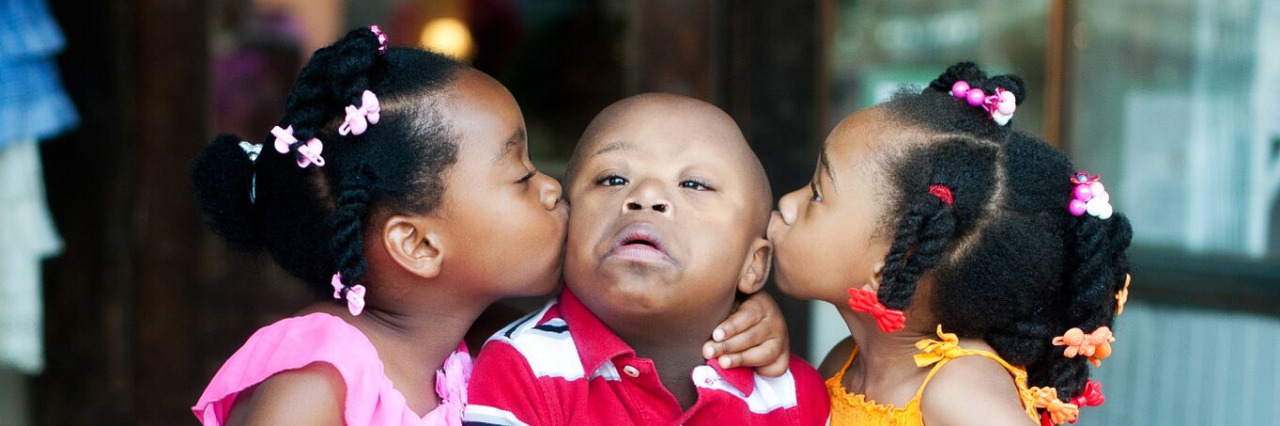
0,0,79,146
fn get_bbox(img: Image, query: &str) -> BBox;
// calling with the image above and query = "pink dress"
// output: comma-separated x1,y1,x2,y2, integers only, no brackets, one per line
192,312,472,425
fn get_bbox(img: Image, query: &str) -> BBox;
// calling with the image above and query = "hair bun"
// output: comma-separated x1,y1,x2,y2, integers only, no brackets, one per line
191,134,262,251
927,62,989,94
986,74,1027,106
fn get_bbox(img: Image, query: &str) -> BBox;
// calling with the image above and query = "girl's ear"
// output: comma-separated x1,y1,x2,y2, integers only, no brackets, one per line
867,260,886,293
382,215,445,280
736,237,773,294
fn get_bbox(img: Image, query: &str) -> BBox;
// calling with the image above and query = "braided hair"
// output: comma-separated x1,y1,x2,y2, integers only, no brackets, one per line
871,62,1132,406
191,27,463,299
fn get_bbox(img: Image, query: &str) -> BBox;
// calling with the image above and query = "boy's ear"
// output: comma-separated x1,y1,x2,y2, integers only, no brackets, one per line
382,215,445,280
737,237,773,294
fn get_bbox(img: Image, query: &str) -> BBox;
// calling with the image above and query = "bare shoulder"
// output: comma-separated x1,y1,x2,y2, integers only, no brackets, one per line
225,362,346,426
919,355,1037,426
817,336,856,378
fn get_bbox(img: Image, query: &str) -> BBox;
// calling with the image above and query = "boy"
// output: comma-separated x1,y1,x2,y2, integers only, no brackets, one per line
463,94,828,425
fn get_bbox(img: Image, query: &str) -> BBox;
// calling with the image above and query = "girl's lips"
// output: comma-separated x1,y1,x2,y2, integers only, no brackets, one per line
607,222,673,264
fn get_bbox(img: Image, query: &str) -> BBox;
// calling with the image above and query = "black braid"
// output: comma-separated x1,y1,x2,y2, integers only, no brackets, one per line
330,163,374,286
878,193,956,310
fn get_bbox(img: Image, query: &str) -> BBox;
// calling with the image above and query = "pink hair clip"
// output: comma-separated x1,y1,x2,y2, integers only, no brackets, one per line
271,125,326,168
1068,171,1112,219
338,90,381,136
369,25,388,54
331,272,367,316
950,80,1017,125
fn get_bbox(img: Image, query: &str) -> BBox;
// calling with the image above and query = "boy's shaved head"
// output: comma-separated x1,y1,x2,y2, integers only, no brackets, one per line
563,92,776,346
567,93,772,231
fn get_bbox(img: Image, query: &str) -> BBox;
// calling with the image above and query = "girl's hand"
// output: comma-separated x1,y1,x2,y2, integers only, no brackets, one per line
703,291,791,377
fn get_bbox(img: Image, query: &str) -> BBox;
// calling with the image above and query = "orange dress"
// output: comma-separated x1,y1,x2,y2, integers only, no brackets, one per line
826,326,1040,426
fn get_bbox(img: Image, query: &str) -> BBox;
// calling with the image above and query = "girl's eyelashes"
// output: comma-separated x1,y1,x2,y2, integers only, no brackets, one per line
680,179,713,191
810,181,822,202
517,170,536,183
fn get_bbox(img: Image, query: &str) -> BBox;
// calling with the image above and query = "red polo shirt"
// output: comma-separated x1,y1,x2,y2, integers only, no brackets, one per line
463,288,829,426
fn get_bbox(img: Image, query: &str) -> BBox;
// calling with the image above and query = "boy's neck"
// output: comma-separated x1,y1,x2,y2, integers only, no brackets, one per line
599,299,737,411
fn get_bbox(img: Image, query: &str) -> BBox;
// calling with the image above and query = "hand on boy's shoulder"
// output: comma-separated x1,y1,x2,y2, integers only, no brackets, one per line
225,362,345,426
918,355,1036,426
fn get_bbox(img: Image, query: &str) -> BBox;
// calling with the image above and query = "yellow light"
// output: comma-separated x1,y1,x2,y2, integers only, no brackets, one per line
420,18,475,60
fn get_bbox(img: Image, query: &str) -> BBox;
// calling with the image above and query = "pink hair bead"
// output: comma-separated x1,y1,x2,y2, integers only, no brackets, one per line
966,89,986,106
951,81,970,98
1069,199,1088,216
1073,184,1094,201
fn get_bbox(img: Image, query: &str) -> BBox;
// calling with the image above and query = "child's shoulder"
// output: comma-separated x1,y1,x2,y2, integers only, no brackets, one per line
918,353,1035,426
193,313,380,425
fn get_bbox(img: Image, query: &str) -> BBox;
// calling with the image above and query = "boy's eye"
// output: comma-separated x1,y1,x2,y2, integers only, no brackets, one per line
680,180,712,191
810,181,822,202
599,176,628,186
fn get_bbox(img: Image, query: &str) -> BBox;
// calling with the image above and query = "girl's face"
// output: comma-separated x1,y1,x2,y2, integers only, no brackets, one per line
433,69,568,297
768,108,896,306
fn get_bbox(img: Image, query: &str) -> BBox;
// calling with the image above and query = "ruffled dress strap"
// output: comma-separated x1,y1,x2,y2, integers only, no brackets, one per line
911,326,1040,423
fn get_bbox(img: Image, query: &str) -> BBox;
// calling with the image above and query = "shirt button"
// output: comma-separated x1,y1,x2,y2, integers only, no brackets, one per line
623,365,640,377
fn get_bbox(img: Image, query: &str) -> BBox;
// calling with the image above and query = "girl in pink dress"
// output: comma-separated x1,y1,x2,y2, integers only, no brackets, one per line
191,26,789,425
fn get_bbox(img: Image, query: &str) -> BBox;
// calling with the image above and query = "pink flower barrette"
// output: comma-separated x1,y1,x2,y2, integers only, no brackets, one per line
369,25,388,54
338,90,381,136
950,80,1017,126
331,272,367,316
271,125,326,168
1068,171,1112,219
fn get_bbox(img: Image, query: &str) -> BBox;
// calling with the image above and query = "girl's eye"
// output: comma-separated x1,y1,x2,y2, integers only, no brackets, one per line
517,171,536,183
599,176,628,186
680,180,712,191
810,181,822,202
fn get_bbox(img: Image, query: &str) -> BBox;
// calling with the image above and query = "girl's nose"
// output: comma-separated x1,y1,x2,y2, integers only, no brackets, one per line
536,172,562,211
777,188,802,226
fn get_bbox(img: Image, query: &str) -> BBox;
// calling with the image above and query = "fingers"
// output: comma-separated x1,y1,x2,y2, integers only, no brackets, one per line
714,339,791,376
712,299,765,344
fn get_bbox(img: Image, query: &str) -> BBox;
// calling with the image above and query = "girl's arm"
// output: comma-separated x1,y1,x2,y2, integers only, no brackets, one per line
703,291,791,377
224,363,345,426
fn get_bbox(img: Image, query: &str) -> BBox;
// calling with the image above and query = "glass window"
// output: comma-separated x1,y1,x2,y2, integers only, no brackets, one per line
1068,0,1280,258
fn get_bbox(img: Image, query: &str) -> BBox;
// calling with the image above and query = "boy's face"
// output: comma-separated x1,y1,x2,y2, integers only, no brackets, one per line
563,96,770,326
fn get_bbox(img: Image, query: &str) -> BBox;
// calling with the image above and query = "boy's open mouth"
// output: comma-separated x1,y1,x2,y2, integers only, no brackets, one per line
607,222,673,264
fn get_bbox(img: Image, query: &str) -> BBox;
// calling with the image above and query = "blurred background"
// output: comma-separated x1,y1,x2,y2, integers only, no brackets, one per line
1,0,1278,424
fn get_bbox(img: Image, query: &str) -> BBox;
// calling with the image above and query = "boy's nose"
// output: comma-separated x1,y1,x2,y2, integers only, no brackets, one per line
622,180,672,215
625,201,668,213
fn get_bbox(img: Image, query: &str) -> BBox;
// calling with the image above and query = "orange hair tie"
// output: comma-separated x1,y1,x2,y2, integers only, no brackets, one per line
1052,326,1115,367
1028,387,1080,425
846,288,906,333
1116,273,1131,316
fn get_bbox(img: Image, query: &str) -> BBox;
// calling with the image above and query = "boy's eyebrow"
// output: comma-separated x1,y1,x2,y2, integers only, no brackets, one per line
494,127,526,164
590,140,636,159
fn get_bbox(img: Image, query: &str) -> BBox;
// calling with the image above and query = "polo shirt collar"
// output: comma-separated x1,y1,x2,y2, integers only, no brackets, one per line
558,286,759,397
